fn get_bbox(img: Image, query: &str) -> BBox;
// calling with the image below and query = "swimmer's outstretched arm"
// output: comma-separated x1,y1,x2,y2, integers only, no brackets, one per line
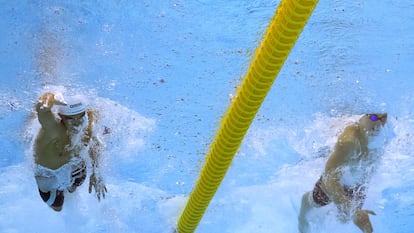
86,110,107,201
36,93,60,130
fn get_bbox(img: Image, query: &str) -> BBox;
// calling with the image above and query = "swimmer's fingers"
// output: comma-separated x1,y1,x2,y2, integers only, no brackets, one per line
99,185,107,201
89,173,107,201
365,210,376,216
356,210,376,218
53,93,67,106
88,173,95,194
96,184,107,201
88,181,93,194
54,99,67,106
102,185,107,199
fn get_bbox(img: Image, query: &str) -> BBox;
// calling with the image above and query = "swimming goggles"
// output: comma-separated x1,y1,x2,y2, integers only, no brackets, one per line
369,114,379,121
64,112,86,120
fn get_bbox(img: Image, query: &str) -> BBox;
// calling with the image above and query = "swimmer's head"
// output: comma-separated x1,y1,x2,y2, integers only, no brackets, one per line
359,113,387,136
57,95,87,116
58,96,87,129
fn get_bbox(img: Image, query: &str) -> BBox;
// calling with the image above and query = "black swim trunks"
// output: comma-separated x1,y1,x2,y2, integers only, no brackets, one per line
312,176,366,207
39,189,64,210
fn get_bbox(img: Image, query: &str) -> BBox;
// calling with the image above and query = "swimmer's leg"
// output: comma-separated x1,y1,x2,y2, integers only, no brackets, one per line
298,191,315,233
38,189,64,211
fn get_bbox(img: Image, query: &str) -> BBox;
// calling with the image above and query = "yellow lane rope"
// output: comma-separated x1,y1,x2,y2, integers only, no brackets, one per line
177,1,319,232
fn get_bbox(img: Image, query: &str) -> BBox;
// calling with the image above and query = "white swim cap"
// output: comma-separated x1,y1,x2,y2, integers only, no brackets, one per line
58,95,87,116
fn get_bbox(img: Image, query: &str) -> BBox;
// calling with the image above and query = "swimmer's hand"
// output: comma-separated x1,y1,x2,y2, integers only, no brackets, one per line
38,92,66,109
354,209,376,233
89,172,107,201
38,93,56,109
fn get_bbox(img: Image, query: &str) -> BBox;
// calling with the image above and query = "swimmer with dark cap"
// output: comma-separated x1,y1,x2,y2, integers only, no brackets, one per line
298,113,388,233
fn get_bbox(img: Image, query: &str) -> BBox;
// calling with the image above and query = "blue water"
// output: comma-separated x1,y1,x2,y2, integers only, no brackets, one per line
0,1,413,232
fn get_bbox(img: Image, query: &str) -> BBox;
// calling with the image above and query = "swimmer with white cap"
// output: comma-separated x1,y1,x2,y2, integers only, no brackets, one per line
34,92,107,211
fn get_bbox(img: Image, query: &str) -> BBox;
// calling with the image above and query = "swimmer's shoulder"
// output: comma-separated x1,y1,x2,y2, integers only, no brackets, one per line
325,124,360,171
337,124,360,142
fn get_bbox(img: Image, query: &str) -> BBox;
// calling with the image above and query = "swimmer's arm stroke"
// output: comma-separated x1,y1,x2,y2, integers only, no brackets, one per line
86,109,107,201
324,138,376,231
36,93,60,131
323,131,357,214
